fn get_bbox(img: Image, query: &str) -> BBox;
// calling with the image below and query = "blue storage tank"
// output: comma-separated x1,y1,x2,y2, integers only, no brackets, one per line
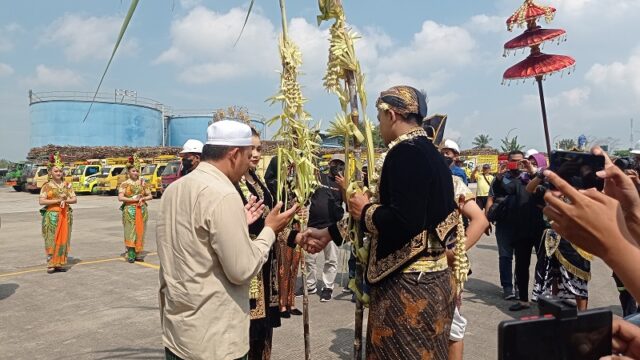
30,99,163,147
167,116,211,147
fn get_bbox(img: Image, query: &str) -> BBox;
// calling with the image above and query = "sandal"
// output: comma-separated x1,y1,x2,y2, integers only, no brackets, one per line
47,268,56,274
280,310,291,318
289,308,303,316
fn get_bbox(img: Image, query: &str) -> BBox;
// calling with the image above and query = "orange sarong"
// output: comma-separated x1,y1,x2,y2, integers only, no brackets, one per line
134,204,144,253
48,205,69,267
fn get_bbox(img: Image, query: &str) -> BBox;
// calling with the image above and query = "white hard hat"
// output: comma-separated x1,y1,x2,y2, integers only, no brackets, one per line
525,149,539,158
631,141,640,155
180,139,204,154
442,139,460,154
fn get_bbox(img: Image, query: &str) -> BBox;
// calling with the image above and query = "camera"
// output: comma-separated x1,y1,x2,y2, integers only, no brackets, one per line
498,296,612,360
614,157,636,171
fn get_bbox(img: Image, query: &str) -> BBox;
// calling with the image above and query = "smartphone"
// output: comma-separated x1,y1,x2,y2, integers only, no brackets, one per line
549,151,605,190
498,298,612,360
507,161,520,170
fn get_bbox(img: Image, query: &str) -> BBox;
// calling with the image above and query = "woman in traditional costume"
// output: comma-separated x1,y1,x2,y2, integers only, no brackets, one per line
526,160,590,310
39,152,76,274
118,154,152,263
236,128,302,360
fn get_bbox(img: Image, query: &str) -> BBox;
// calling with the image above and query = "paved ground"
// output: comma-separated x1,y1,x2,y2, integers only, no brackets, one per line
0,186,622,359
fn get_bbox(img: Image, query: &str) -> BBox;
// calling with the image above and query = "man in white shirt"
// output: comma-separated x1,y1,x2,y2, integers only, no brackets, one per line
157,120,300,360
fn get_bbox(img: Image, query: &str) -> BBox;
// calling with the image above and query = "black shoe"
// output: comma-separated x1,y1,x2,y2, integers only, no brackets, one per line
280,310,291,318
320,288,333,302
56,267,68,272
290,308,303,316
509,302,531,312
128,258,135,263
135,258,144,262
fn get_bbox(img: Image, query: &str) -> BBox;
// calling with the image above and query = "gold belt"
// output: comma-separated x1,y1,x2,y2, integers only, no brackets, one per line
402,255,448,273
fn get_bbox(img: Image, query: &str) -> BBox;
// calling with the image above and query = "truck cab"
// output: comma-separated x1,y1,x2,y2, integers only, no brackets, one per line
71,163,102,195
142,162,168,198
5,162,26,191
96,165,127,195
160,160,182,195
26,166,48,193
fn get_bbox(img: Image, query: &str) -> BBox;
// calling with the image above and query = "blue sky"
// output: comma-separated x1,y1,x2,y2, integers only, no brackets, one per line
1,0,639,160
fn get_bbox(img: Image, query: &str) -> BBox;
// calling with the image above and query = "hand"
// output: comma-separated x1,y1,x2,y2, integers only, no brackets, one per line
604,318,640,359
521,159,536,175
542,170,632,260
138,198,145,206
59,200,66,209
244,196,265,226
265,202,299,234
335,174,346,191
348,191,370,221
499,163,508,174
301,227,332,254
484,223,492,236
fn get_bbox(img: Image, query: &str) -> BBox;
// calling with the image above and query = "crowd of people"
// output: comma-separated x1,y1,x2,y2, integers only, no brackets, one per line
34,85,640,359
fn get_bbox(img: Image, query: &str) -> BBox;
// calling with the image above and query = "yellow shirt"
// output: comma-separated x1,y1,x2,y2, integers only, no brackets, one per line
476,173,494,197
157,162,275,360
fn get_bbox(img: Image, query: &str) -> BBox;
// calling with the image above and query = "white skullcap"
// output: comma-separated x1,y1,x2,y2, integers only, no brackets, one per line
442,139,461,154
206,120,252,146
180,139,204,154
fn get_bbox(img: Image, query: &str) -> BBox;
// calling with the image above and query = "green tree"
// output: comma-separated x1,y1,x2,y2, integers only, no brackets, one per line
370,124,385,148
613,149,631,158
0,159,9,168
558,138,577,150
472,134,492,149
500,136,525,153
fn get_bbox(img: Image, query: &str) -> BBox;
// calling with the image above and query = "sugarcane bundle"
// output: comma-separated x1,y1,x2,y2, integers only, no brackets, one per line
269,2,320,359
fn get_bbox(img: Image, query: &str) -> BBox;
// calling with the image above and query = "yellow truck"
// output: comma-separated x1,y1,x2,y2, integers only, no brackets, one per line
71,162,102,195
25,165,48,194
95,158,129,195
142,155,176,198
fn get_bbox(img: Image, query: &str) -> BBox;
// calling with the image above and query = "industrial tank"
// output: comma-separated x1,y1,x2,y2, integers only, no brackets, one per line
167,116,211,147
29,91,164,147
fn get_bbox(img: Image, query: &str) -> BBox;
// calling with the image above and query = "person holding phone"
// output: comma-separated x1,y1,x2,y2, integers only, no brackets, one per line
487,151,545,308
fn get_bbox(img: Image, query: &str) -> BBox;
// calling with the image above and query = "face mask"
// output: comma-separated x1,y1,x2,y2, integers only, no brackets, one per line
444,157,454,167
182,158,193,171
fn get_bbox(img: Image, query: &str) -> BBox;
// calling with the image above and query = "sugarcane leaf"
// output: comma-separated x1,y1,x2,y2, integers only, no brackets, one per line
233,0,256,47
82,0,139,123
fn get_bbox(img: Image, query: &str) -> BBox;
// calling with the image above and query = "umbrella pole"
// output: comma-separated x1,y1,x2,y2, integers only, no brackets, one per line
536,76,552,154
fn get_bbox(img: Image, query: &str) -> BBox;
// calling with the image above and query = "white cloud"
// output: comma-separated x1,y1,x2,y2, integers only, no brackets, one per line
586,48,640,96
560,86,591,106
0,63,14,77
24,65,84,88
378,21,476,71
552,0,640,20
179,0,202,8
467,14,505,33
42,14,138,61
156,6,279,83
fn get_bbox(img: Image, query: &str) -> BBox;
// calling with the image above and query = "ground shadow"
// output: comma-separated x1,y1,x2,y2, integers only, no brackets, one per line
81,347,164,360
0,283,19,300
464,277,537,319
475,244,499,251
64,256,83,270
329,327,356,360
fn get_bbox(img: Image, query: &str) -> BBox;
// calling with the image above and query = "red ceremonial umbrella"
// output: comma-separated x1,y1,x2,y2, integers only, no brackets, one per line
503,0,575,155
503,27,566,55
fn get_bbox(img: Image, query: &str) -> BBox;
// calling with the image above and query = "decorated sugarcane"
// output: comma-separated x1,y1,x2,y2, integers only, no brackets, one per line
268,0,320,359
317,1,376,358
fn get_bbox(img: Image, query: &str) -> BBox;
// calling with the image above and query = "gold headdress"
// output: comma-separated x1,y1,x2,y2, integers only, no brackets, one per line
127,153,142,171
48,152,64,170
